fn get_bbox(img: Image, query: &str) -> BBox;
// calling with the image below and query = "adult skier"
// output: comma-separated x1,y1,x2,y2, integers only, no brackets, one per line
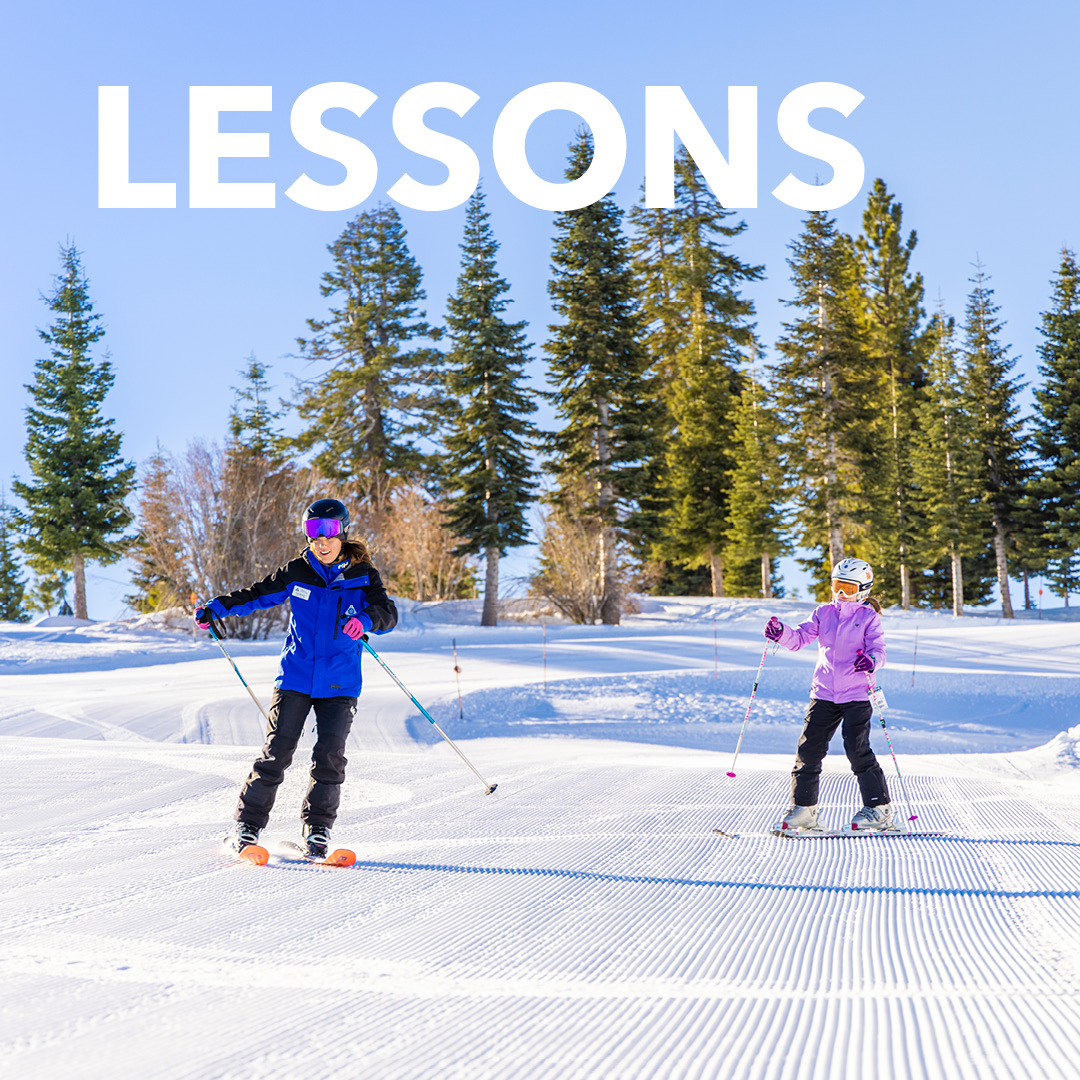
763,557,892,835
194,498,397,859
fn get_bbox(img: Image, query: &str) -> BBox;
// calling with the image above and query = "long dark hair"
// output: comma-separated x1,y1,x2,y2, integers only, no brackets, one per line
341,537,374,566
866,596,882,615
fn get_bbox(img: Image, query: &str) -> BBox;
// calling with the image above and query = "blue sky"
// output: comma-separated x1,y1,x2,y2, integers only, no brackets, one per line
2,1,1078,616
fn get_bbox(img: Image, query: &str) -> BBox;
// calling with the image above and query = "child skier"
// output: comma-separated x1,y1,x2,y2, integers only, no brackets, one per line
764,557,892,835
194,498,397,859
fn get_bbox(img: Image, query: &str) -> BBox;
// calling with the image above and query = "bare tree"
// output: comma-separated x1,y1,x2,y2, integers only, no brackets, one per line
377,486,476,602
317,482,476,604
528,503,637,624
130,442,319,638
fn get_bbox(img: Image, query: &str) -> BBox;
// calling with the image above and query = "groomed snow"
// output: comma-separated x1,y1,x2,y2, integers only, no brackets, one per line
1,598,1078,1079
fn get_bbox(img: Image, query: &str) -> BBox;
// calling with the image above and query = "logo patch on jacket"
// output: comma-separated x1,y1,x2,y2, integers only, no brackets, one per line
345,605,357,616
292,585,311,600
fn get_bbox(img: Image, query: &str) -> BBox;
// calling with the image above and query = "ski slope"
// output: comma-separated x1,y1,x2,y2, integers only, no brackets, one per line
1,598,1079,1080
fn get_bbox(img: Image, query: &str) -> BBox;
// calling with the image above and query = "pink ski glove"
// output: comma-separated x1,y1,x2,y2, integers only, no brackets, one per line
764,616,783,641
342,616,365,640
194,606,212,629
853,651,875,673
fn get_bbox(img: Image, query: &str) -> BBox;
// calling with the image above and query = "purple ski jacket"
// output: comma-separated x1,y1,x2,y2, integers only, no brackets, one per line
776,600,887,704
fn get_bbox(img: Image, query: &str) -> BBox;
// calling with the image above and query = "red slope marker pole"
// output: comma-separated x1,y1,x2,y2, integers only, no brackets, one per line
452,637,464,719
542,620,547,693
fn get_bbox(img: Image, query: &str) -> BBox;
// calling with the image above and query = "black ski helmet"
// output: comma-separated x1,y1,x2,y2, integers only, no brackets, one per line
303,497,350,538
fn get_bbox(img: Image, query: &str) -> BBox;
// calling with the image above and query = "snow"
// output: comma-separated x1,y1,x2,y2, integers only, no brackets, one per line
1,598,1079,1079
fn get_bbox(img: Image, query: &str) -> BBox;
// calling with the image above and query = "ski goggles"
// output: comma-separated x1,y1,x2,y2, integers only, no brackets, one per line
304,518,344,539
831,579,862,597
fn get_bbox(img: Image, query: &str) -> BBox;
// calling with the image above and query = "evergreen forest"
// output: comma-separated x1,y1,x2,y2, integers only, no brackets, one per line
5,145,1079,629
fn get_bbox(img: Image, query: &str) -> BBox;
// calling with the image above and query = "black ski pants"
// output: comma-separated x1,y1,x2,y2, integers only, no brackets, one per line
790,698,889,808
235,688,357,830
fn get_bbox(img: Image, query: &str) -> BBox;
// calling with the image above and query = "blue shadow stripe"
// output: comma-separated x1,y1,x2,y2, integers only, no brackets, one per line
777,834,1080,850
916,835,1080,849
355,860,1080,900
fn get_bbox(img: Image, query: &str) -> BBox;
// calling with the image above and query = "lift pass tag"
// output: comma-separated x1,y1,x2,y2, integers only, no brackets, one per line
870,686,888,711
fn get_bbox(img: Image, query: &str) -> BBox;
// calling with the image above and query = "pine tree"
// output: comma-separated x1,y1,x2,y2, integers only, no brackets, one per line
910,308,986,615
1007,491,1052,609
545,132,661,624
1043,544,1080,605
293,205,444,508
961,260,1028,618
773,212,874,598
442,186,538,627
630,148,763,595
723,373,791,597
1031,248,1080,605
626,189,678,573
854,180,928,608
627,194,679,389
26,569,71,617
230,354,287,457
0,493,29,622
12,244,135,619
916,549,997,611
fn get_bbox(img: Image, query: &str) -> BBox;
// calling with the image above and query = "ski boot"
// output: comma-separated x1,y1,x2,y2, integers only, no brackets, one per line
771,804,822,836
304,824,331,860
225,820,262,853
223,821,268,864
850,804,896,832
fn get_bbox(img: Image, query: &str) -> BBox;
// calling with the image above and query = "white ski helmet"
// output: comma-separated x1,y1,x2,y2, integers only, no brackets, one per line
831,557,873,600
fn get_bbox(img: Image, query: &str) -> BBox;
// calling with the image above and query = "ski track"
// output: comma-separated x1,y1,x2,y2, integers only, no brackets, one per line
2,605,1080,1079
1,738,1079,1079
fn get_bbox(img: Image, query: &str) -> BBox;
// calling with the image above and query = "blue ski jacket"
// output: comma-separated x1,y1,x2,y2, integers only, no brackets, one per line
203,550,397,698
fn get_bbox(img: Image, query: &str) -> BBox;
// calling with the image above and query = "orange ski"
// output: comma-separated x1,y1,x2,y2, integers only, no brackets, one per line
237,844,269,865
322,848,356,868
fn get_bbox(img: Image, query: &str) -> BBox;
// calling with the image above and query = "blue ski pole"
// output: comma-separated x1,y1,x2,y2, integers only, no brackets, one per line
361,636,497,795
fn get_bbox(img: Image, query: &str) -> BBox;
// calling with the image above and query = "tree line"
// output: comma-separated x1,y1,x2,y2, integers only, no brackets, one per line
3,133,1078,628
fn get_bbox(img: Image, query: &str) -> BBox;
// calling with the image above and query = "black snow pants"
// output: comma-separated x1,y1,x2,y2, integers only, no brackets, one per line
790,698,889,808
235,688,357,830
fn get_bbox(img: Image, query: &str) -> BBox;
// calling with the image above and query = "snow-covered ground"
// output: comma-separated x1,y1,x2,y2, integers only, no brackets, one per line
2,598,1079,1079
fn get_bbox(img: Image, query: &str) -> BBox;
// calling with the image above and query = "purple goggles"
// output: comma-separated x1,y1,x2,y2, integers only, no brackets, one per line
304,517,344,539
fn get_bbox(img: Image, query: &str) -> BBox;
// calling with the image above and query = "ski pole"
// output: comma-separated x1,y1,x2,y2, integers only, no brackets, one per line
726,642,770,778
361,636,497,795
866,671,918,828
206,615,269,722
